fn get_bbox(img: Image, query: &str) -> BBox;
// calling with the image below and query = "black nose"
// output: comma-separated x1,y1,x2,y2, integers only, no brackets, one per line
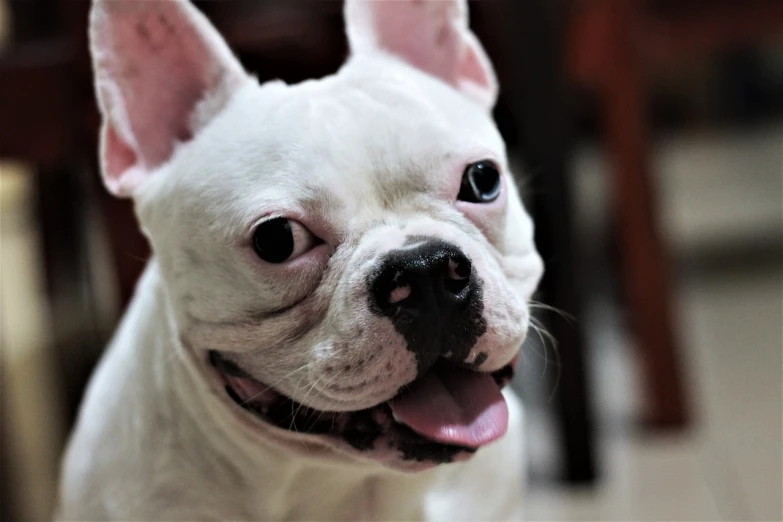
369,239,484,374
370,240,472,317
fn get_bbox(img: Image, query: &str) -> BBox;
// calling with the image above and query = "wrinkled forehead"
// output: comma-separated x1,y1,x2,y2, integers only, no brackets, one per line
311,56,505,170
151,57,506,237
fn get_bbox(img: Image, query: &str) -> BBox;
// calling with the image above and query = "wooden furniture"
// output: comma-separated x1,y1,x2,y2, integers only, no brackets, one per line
568,0,783,428
514,0,599,483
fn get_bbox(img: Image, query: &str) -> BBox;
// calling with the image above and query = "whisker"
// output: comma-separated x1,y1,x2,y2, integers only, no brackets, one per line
289,367,313,427
292,365,349,423
291,372,329,428
529,300,576,323
238,363,312,406
529,320,550,379
528,315,562,402
530,317,560,360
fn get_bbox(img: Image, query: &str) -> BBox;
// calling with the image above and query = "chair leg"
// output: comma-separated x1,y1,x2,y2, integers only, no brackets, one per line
601,8,689,429
533,171,599,483
496,0,598,483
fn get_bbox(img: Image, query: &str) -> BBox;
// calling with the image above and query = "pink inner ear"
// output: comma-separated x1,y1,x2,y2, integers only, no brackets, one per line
368,2,462,88
95,2,230,170
459,39,491,91
351,0,497,108
103,122,137,195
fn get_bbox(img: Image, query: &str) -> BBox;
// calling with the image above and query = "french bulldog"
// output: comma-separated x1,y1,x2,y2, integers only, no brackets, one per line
57,0,543,520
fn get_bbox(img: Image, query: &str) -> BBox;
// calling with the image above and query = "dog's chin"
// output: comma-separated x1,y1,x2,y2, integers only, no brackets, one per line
207,350,517,472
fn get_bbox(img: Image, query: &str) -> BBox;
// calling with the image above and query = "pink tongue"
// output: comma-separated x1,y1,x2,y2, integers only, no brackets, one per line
389,364,509,449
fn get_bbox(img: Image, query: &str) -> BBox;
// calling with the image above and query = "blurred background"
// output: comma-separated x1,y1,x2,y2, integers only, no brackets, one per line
0,0,781,520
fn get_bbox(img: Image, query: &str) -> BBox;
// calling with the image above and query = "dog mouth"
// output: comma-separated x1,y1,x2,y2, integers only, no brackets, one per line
208,350,516,466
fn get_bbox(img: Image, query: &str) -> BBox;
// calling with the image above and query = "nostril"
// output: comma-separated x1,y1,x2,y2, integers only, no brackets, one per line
444,254,471,297
447,256,471,281
388,283,412,304
385,270,415,307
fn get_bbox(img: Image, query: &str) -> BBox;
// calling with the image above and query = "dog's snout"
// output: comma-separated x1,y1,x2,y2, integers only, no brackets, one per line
371,241,472,316
369,239,485,374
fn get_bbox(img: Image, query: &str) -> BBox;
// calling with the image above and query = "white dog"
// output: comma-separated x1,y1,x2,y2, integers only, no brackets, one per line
57,0,543,519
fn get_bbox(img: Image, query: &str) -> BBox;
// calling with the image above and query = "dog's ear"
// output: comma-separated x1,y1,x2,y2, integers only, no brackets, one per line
90,0,248,197
345,0,497,110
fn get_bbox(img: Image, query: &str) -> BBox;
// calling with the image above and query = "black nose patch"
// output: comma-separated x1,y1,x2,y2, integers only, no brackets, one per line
368,238,487,374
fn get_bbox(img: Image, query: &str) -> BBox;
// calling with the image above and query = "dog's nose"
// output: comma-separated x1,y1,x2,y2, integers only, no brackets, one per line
368,238,486,374
370,240,472,317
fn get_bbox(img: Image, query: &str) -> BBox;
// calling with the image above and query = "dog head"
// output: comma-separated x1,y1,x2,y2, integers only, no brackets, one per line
90,0,543,470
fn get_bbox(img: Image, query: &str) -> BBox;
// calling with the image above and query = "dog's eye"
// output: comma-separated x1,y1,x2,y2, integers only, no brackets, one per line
252,217,319,264
457,160,501,203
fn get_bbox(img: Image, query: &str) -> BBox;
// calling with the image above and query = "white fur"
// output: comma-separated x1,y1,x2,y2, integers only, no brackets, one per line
57,0,543,520
59,263,527,520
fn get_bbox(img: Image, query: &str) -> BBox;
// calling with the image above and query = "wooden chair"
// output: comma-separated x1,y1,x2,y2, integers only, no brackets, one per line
568,0,783,428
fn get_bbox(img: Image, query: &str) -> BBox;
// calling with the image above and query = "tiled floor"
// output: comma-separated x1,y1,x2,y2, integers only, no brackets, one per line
1,126,781,520
522,126,782,521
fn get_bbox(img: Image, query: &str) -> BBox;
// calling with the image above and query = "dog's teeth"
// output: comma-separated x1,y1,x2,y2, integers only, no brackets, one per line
392,410,404,424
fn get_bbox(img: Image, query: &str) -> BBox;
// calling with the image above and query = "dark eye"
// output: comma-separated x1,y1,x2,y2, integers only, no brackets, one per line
252,217,319,264
458,160,501,203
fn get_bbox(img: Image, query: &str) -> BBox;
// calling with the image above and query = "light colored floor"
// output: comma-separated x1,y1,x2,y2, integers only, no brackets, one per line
522,125,782,521
1,127,781,520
